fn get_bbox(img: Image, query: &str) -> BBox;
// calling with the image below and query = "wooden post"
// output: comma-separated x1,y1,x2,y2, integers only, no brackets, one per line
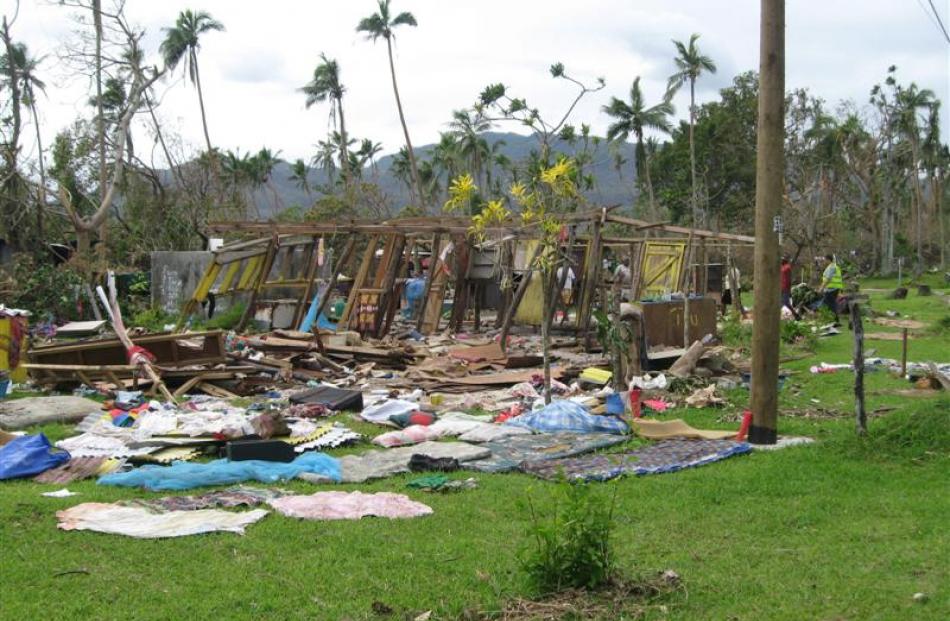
578,216,603,349
749,0,785,445
292,236,322,328
499,242,544,352
415,234,442,330
850,301,867,435
494,239,514,329
900,328,908,377
313,237,356,325
236,235,279,332
682,232,694,348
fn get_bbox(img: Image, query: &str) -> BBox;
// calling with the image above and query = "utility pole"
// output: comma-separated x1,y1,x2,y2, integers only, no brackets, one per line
749,0,784,445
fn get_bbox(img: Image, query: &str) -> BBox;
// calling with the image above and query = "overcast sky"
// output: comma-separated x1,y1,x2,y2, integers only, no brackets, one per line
7,0,950,166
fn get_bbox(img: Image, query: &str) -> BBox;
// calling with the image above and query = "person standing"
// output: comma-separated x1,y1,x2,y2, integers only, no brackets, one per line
556,265,576,323
780,255,799,319
819,254,843,325
614,257,633,301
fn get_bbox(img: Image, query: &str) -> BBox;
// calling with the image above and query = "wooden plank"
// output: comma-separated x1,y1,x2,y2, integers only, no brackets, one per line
605,214,755,242
415,234,442,329
196,382,239,399
340,235,379,327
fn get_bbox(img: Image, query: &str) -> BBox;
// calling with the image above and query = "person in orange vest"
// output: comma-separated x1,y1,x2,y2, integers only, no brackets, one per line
780,255,799,320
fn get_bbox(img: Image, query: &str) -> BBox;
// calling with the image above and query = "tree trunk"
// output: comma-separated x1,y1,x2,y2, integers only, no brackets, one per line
29,99,45,240
337,96,351,191
749,0,784,445
93,0,107,274
385,37,424,209
688,78,700,228
911,141,924,276
541,273,552,405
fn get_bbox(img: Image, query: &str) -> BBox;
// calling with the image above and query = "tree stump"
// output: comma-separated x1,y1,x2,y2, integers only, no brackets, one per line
917,284,932,297
887,287,908,300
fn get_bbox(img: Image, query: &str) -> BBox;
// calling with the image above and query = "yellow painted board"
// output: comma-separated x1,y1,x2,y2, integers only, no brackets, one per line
218,261,242,293
0,317,28,382
192,263,221,303
514,241,545,325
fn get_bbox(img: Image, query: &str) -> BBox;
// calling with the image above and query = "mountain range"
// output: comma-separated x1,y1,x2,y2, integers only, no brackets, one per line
246,132,639,218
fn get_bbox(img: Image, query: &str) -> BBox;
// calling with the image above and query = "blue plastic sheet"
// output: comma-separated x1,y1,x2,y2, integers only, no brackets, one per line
504,400,629,435
0,434,70,480
98,451,341,491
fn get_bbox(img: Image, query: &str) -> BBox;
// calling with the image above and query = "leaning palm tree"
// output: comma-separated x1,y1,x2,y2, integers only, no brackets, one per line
357,0,424,207
300,54,351,190
603,77,674,221
667,33,716,227
160,10,224,160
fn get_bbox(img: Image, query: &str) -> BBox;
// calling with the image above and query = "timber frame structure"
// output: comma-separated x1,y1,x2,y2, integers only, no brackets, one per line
177,209,754,348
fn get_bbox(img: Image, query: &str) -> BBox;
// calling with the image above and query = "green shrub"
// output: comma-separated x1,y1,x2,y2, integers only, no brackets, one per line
720,315,752,347
130,307,177,332
6,256,84,321
520,480,618,594
201,302,246,331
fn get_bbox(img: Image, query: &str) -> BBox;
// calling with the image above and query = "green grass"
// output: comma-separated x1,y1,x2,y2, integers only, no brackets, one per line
1,277,948,620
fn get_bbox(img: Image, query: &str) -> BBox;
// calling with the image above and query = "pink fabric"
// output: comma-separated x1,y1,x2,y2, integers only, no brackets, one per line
643,399,670,412
269,491,432,520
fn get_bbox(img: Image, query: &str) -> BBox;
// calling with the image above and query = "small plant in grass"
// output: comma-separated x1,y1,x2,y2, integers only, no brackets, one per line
520,479,619,594
720,314,751,348
130,307,177,333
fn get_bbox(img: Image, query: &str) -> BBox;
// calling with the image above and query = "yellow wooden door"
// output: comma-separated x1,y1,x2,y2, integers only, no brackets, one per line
638,242,686,299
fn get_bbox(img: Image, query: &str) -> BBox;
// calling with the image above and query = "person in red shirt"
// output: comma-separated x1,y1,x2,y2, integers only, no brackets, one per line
780,255,799,319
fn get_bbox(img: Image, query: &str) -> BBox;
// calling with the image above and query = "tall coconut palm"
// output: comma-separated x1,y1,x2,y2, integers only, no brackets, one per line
160,10,224,161
2,42,47,235
356,138,383,175
357,0,424,207
300,54,351,190
922,101,946,268
667,33,716,227
250,147,283,214
603,77,674,221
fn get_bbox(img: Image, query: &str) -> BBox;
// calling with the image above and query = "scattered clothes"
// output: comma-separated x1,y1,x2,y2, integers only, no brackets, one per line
126,486,289,512
632,418,737,440
465,433,628,473
325,441,491,484
628,373,667,390
520,439,752,482
372,416,488,448
810,363,851,374
269,491,432,521
388,411,435,428
0,434,70,480
408,454,460,472
293,425,361,452
504,400,629,435
57,503,268,538
642,399,670,412
407,475,478,492
42,488,78,498
34,456,107,484
99,451,341,491
361,399,418,425
748,436,815,450
605,393,626,415
684,385,724,408
457,424,532,443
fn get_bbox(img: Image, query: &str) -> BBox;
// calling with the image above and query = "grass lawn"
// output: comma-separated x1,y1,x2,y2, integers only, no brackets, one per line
1,277,947,620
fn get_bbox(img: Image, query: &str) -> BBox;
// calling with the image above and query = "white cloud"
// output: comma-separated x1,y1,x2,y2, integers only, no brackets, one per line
8,0,949,164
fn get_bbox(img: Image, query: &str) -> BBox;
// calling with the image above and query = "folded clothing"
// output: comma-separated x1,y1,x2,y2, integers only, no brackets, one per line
57,503,268,538
504,400,629,435
269,491,432,520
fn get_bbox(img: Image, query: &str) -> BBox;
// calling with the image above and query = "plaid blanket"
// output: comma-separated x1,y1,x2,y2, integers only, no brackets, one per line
504,400,629,435
520,439,752,482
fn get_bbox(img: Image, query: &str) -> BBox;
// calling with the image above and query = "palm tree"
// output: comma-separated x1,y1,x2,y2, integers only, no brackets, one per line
667,33,716,227
313,139,339,189
486,139,509,194
356,138,383,175
603,77,674,221
448,108,492,187
921,101,946,268
300,54,351,189
893,84,936,273
3,43,47,235
250,147,283,214
357,0,424,206
289,158,312,195
160,10,224,161
390,147,416,203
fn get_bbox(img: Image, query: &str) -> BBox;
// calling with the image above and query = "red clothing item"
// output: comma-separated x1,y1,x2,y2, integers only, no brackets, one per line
780,263,792,293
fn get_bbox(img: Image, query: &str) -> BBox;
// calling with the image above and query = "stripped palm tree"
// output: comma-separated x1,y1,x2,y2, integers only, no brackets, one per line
357,0,424,206
667,33,716,227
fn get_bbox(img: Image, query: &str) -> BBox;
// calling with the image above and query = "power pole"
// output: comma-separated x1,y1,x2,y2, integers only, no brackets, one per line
749,0,785,445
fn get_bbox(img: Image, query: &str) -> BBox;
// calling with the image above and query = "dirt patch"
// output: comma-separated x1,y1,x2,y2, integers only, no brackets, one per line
872,318,928,329
865,332,921,341
468,573,682,620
